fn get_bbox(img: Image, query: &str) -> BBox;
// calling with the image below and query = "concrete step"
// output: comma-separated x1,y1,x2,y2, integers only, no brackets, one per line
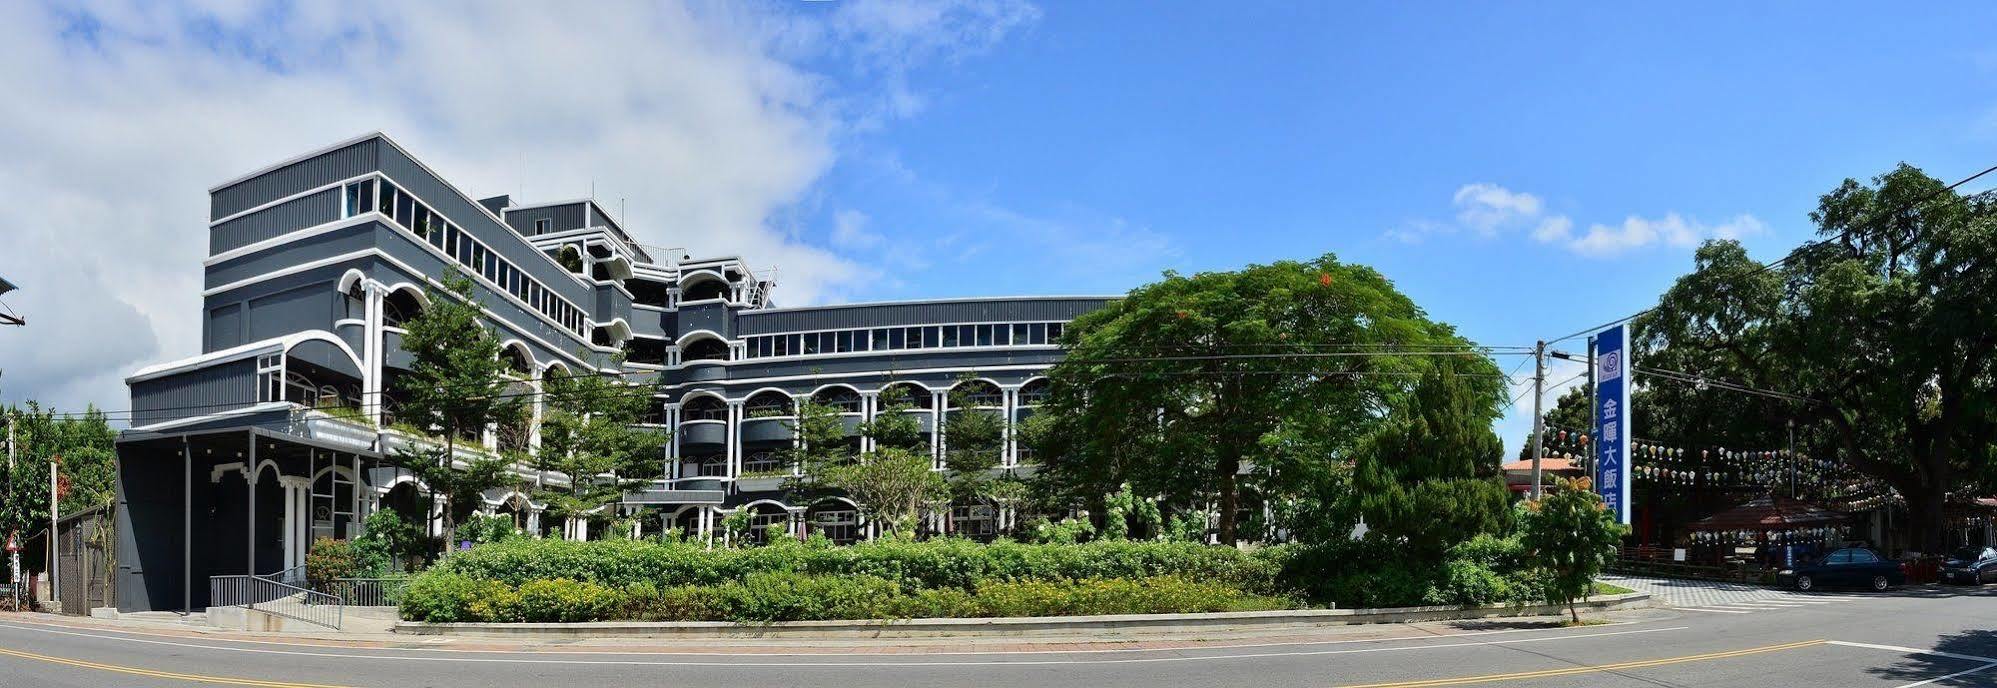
120,610,209,626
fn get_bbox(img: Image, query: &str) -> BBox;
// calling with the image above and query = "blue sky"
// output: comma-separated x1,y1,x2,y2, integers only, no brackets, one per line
3,1,1996,451
790,3,1997,451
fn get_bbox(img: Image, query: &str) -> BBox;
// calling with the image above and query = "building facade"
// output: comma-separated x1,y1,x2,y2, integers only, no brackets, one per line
111,132,1110,612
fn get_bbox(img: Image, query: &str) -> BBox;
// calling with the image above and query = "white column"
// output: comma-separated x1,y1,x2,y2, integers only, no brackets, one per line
791,397,805,476
428,496,445,539
526,508,541,538
726,401,744,478
859,391,879,454
362,282,385,426
1002,388,1017,468
665,403,681,478
528,378,544,452
932,392,946,468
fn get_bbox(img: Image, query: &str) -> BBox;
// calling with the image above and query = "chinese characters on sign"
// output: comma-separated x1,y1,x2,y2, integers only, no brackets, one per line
1594,324,1632,524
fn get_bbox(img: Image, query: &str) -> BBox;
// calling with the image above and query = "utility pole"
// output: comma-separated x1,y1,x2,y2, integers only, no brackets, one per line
1787,419,1797,499
1584,336,1597,484
49,453,59,607
1529,340,1547,500
6,409,17,609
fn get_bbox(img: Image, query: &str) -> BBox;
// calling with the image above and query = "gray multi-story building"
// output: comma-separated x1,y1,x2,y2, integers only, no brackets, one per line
111,132,1111,613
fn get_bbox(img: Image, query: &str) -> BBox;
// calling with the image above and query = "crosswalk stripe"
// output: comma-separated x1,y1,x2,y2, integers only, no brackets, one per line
1674,607,1750,614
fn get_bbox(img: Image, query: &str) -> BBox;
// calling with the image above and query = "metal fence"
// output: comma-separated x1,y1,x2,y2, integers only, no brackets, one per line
316,578,409,607
209,573,343,630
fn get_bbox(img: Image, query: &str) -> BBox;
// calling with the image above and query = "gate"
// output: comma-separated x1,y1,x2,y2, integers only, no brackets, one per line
55,506,116,616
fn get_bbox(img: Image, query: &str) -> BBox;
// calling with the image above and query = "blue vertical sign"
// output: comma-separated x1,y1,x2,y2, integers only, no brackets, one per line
1594,324,1632,524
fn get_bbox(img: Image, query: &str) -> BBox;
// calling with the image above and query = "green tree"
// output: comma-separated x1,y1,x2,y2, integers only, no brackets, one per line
1030,254,1497,544
1520,478,1628,622
387,271,527,548
1,403,118,545
860,385,927,452
1355,364,1511,557
1638,165,1997,553
532,365,668,528
939,382,1017,528
817,446,946,537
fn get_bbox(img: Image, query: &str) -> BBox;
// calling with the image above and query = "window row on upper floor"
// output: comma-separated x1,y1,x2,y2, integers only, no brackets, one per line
343,179,590,338
739,322,1066,360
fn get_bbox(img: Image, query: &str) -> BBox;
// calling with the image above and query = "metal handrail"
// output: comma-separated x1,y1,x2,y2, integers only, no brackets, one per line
210,574,343,630
258,565,308,586
317,577,410,607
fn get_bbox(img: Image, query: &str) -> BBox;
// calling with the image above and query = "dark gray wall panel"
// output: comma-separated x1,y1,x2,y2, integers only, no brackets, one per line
594,284,630,324
115,444,185,612
209,188,342,255
375,145,592,309
206,303,243,351
371,235,616,370
629,307,670,339
503,203,587,235
678,302,732,338
738,298,1112,334
130,359,257,427
210,139,377,220
204,222,378,289
245,282,340,343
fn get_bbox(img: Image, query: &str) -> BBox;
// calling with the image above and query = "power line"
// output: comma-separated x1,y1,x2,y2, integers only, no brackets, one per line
1544,162,1997,345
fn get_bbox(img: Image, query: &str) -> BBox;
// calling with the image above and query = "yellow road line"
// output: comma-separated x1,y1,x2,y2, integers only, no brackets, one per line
1332,639,1826,687
0,645,355,687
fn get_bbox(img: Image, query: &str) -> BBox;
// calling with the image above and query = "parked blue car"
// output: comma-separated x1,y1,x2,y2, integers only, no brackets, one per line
1940,547,1997,585
1787,547,1905,592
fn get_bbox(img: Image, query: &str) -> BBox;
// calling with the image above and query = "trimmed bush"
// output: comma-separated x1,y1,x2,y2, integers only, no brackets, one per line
412,574,1283,623
400,571,515,622
516,579,625,622
1260,535,1551,609
432,537,1281,594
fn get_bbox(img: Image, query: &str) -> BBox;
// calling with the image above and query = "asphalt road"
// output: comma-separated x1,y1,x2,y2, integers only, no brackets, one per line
2,580,1995,687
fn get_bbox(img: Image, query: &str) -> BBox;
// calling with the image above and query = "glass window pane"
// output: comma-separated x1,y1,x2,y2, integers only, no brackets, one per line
1048,323,1064,341
803,334,819,355
923,327,939,348
995,325,1010,346
889,328,904,349
395,193,413,228
837,330,853,353
343,183,361,217
977,324,994,346
873,329,890,350
378,182,396,215
942,326,958,347
1029,323,1046,344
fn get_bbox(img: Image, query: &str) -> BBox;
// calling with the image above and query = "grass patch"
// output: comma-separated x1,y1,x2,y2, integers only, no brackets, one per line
1590,581,1634,596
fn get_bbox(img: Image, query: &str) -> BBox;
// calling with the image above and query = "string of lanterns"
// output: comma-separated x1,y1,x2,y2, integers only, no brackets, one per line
1532,427,1886,505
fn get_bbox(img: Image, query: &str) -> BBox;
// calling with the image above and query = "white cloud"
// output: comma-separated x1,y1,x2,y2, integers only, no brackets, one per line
1452,182,1544,234
0,0,1036,411
1558,212,1769,257
1396,182,1766,258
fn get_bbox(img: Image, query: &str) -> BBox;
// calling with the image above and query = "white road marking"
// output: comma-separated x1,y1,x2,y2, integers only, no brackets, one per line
1891,662,1997,688
0,622,1691,668
1672,607,1750,614
1824,640,1997,664
1825,641,1997,688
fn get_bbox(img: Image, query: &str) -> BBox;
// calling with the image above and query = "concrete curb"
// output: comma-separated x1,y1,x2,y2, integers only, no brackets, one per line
393,592,1651,638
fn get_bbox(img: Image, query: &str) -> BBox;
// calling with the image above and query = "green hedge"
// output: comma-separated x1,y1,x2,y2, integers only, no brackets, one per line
405,572,1287,623
1259,535,1550,609
431,537,1282,594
